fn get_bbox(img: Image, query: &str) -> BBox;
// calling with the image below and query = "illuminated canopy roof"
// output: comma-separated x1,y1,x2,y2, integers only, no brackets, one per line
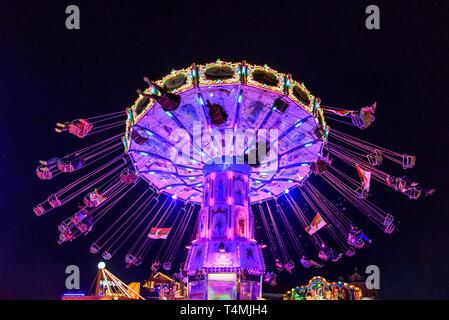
125,61,328,203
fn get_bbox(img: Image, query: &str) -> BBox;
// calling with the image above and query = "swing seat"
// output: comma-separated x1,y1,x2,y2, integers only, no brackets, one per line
163,262,172,271
76,223,88,233
48,195,62,208
354,238,365,249
275,261,284,272
58,231,73,244
394,177,405,191
84,191,107,208
70,215,82,225
36,166,53,180
125,254,137,264
58,223,69,233
131,128,149,145
383,213,394,226
69,119,93,138
402,154,416,169
102,251,112,260
58,233,69,243
151,260,161,273
367,150,383,166
331,252,343,262
285,261,295,272
33,205,45,216
84,198,100,208
384,223,395,234
318,250,329,261
351,114,372,129
345,247,356,257
90,243,100,254
404,187,421,200
58,160,75,173
133,257,142,266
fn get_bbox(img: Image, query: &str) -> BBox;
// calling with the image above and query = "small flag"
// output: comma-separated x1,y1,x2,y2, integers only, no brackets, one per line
356,164,371,192
305,213,327,235
147,227,171,239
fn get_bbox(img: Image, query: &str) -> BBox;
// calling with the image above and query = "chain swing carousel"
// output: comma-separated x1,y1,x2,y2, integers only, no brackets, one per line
34,60,434,300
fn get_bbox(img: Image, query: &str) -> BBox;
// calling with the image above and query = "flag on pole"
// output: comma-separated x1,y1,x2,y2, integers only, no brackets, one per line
305,213,327,235
147,227,171,239
356,164,371,192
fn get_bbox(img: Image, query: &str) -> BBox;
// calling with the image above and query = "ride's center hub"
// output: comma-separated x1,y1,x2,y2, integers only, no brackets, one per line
184,163,265,300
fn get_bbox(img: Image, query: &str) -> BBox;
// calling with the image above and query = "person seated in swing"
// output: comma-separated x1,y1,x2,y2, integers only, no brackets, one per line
300,255,323,268
284,261,295,273
206,99,228,125
350,102,377,129
55,119,93,138
310,155,333,175
264,272,277,286
357,188,369,199
348,225,371,247
275,258,284,272
138,77,181,111
37,157,61,179
58,154,86,172
151,260,161,273
367,149,383,166
84,189,107,208
39,157,61,170
399,175,417,191
399,176,435,197
74,205,93,232
319,243,343,262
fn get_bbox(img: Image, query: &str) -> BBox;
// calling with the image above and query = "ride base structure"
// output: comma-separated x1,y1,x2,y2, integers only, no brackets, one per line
184,163,265,300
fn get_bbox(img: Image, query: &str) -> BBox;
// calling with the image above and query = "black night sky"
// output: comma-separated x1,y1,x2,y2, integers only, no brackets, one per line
0,0,448,299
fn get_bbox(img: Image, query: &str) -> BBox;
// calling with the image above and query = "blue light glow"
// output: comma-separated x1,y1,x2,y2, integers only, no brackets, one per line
304,142,313,147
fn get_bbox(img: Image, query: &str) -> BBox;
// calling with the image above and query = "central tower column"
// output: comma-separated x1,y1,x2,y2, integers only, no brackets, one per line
185,163,265,300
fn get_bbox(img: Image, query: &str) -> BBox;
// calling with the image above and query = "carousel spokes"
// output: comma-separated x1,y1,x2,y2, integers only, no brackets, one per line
32,61,432,294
